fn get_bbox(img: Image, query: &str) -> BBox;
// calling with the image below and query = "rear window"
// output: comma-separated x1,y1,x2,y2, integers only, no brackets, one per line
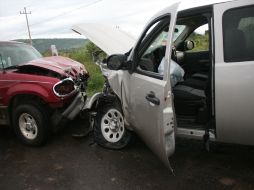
223,5,254,62
186,24,209,52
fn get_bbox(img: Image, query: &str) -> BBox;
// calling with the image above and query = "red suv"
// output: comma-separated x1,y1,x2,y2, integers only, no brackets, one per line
0,41,88,146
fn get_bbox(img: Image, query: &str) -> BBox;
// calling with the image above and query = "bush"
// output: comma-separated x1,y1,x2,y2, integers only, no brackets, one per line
44,41,106,96
87,72,104,96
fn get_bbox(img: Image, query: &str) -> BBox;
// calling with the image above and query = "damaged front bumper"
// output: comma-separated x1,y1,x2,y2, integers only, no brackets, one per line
62,92,87,120
51,92,87,131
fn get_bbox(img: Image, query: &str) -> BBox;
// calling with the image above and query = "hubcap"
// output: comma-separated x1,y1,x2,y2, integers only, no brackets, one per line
101,109,125,143
19,113,38,140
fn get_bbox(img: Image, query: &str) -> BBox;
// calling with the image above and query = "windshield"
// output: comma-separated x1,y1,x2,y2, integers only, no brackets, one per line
0,43,42,69
145,31,168,54
145,24,186,54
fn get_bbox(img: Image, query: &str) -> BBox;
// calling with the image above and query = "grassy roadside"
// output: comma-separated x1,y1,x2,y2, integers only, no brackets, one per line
44,42,106,96
60,48,105,96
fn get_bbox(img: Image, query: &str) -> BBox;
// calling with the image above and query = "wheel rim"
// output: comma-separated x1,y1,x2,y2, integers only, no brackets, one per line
18,113,38,140
101,108,125,143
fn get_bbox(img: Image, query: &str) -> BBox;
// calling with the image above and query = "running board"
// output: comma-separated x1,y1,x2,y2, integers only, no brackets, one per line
176,128,215,140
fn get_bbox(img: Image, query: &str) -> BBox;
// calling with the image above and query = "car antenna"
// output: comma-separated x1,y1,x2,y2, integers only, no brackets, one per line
0,54,5,73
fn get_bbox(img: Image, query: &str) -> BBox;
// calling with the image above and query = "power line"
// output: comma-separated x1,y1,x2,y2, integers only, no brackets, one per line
7,0,103,40
26,0,38,8
30,0,103,27
20,7,32,45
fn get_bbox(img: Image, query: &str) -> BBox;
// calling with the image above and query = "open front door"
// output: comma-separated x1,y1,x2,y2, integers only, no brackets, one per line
129,3,179,168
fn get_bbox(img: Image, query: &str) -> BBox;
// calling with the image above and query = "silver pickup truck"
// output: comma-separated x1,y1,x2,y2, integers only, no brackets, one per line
74,0,254,168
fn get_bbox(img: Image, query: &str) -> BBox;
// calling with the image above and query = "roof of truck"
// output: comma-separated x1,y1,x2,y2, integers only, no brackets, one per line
177,0,234,11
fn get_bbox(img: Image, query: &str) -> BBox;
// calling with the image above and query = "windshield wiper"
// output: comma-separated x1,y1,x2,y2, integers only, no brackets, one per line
0,55,18,71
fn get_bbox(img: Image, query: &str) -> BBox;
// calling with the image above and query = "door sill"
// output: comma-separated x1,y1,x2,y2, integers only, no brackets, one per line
176,127,215,140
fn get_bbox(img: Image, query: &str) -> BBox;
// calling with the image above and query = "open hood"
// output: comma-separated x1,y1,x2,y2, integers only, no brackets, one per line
72,23,137,55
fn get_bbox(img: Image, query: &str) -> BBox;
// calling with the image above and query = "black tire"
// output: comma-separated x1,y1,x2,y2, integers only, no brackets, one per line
12,103,49,146
94,103,131,149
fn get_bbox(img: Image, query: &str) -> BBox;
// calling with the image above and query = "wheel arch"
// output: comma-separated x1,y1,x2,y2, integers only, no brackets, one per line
96,94,122,111
4,83,52,105
8,94,48,125
85,92,122,112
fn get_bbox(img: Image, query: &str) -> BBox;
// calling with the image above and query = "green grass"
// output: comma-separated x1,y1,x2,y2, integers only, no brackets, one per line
187,33,209,52
86,71,104,96
62,48,105,96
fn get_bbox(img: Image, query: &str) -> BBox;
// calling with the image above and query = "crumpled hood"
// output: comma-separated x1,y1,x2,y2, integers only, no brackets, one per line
19,56,87,79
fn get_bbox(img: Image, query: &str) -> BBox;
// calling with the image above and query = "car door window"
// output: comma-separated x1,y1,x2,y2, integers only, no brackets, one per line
223,5,254,62
139,30,168,73
135,16,170,78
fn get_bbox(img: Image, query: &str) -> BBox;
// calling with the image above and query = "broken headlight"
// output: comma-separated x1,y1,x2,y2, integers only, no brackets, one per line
53,78,76,97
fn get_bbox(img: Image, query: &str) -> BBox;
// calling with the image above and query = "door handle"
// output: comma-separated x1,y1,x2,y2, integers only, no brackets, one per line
145,91,160,105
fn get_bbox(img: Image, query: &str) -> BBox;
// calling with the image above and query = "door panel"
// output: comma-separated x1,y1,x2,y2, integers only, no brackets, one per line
215,63,254,145
129,2,179,168
130,74,175,167
0,71,11,106
214,0,254,145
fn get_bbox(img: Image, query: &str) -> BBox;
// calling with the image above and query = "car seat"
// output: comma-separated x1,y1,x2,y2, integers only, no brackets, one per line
178,72,208,90
173,69,211,123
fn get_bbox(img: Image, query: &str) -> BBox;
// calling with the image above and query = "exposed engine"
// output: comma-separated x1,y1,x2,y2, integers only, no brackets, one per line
16,65,63,79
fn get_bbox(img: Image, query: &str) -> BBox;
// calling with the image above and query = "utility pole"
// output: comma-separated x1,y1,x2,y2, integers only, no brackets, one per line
20,7,32,45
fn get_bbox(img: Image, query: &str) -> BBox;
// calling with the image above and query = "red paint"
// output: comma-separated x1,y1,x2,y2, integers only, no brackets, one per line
0,56,86,108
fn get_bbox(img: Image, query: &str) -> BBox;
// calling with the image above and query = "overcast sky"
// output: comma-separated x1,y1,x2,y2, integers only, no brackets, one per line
0,0,228,40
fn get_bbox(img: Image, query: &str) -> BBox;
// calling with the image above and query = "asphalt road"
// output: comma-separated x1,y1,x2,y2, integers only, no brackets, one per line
1,122,254,190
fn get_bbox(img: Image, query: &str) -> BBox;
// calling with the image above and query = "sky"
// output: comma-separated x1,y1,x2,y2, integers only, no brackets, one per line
0,0,229,40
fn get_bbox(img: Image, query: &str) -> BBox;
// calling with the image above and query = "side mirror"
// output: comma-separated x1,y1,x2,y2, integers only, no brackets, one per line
107,54,128,70
184,40,195,51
